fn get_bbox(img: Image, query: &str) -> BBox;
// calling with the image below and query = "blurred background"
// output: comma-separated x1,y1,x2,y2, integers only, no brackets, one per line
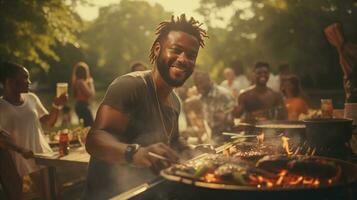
0,0,356,108
1,1,356,199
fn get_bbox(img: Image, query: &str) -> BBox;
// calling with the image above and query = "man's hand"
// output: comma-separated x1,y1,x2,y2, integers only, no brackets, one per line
132,143,179,174
20,148,34,159
53,93,68,107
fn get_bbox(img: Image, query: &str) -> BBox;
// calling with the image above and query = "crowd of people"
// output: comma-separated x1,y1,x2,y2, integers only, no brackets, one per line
178,61,310,147
0,14,312,199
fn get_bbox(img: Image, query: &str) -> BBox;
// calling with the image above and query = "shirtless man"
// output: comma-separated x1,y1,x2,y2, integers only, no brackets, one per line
234,62,287,123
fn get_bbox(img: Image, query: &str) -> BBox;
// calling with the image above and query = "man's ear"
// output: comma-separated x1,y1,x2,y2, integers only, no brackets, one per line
154,41,161,57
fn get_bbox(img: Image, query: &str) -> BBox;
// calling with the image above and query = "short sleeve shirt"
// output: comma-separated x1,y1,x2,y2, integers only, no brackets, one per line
84,70,181,199
201,84,235,133
0,93,52,176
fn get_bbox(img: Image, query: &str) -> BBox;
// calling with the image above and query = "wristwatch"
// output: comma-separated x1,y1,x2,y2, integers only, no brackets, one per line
125,144,140,163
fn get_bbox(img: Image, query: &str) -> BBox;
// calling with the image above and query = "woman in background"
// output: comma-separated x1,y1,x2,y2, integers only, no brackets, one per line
281,75,309,120
72,62,95,127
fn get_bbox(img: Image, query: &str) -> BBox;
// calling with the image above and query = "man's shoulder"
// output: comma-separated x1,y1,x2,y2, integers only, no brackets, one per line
215,84,231,95
220,80,228,86
22,92,36,98
102,71,152,112
123,70,151,78
110,70,151,88
240,85,255,95
267,87,283,97
22,92,39,102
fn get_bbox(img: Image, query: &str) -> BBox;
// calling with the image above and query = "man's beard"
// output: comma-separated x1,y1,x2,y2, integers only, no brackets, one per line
155,54,192,87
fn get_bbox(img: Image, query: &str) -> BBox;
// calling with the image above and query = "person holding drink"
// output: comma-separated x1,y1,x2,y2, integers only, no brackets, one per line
56,82,68,98
0,61,67,199
71,61,95,127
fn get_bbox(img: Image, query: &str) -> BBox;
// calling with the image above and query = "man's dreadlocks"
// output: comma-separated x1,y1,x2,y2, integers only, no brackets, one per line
149,14,208,64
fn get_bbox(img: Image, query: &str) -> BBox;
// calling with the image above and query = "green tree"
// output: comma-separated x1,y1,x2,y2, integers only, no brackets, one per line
0,0,82,71
198,0,357,89
81,0,171,85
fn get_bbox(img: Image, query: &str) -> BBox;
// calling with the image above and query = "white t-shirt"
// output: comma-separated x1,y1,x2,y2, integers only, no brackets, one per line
0,92,52,176
220,75,250,97
267,73,280,92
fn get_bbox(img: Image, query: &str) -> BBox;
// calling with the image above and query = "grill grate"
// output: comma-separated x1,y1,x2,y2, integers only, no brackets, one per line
126,140,357,200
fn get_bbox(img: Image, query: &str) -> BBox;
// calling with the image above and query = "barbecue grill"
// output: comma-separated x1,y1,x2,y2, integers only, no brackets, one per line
113,145,357,200
112,122,357,200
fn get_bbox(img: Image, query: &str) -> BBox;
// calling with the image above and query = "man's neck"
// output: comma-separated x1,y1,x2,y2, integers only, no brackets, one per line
3,89,23,105
152,69,173,101
254,84,268,92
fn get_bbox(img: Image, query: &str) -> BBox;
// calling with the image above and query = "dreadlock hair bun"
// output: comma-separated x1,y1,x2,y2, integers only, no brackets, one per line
149,14,208,64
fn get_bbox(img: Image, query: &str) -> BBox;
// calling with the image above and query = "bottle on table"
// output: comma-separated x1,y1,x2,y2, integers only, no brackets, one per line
59,129,69,156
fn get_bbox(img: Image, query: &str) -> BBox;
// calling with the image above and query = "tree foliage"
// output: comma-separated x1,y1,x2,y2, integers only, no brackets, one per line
198,0,357,88
1,0,356,91
0,0,82,71
81,0,171,84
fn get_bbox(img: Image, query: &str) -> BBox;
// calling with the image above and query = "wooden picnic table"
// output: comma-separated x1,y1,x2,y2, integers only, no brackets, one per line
34,147,90,200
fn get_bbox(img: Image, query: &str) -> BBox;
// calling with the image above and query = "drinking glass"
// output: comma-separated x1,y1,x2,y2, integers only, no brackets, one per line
56,82,68,97
321,99,333,118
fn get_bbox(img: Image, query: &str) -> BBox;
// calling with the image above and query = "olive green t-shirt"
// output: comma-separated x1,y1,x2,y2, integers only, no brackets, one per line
84,70,181,199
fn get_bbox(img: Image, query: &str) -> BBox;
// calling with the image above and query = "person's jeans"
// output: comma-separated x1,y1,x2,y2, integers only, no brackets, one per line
75,101,94,127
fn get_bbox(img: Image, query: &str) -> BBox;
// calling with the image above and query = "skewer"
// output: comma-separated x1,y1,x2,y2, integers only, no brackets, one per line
231,135,258,139
223,132,277,140
222,132,257,138
148,152,179,164
221,132,245,136
148,152,170,161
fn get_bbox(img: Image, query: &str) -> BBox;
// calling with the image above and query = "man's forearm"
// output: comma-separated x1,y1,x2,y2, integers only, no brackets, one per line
40,108,59,127
0,136,24,154
85,130,128,164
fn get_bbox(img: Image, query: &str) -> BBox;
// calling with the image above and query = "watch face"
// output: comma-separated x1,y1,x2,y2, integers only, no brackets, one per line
125,144,140,163
128,144,139,152
132,144,140,150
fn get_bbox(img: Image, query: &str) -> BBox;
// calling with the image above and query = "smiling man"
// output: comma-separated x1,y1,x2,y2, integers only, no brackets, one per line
233,62,287,123
84,14,207,199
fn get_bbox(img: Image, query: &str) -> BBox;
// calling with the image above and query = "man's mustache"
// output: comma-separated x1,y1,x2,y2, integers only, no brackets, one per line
171,62,191,72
